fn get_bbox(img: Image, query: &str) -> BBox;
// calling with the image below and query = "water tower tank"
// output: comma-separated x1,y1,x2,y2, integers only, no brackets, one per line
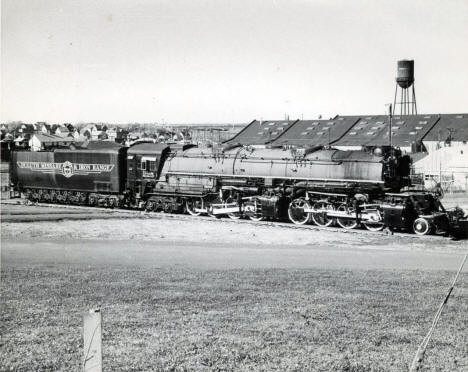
396,60,414,88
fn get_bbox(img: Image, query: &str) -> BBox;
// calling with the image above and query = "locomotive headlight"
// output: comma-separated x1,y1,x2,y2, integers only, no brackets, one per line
374,147,383,156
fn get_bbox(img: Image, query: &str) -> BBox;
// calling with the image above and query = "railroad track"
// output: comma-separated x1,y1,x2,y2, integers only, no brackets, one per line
1,198,447,241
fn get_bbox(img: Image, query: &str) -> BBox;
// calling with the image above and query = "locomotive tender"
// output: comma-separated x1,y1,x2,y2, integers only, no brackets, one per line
10,141,465,236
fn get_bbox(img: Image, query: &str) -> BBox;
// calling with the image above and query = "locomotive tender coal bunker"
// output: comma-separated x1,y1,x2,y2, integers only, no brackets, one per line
10,142,126,206
9,141,467,237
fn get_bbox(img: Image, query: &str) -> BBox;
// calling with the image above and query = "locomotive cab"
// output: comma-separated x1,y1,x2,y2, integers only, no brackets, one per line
125,143,171,205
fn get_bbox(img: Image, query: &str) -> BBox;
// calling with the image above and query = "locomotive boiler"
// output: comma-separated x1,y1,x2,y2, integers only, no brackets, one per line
149,144,417,231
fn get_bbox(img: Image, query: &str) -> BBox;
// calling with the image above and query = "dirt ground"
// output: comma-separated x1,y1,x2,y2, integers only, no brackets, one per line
1,205,468,371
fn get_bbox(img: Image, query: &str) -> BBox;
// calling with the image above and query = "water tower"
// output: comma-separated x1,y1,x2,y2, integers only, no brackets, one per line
393,60,417,115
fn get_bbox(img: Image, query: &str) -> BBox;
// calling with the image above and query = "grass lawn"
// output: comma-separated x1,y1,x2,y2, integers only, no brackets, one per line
1,265,467,371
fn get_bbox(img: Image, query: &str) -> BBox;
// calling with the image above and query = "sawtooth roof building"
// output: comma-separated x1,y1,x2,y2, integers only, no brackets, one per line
225,114,467,150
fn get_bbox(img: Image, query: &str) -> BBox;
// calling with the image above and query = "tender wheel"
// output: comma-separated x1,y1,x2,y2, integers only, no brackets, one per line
88,196,97,206
111,198,119,208
288,198,312,225
144,200,154,211
78,194,87,205
311,201,334,227
24,191,34,203
186,198,203,216
336,204,358,229
413,217,432,236
38,191,46,202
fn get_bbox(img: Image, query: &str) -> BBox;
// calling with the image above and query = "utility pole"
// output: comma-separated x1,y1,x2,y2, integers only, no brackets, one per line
388,103,393,151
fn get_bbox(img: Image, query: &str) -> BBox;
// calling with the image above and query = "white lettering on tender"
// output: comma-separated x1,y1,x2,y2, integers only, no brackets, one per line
17,161,115,178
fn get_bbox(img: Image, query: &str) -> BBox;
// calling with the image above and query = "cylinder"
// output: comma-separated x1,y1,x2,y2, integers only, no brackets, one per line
396,60,414,88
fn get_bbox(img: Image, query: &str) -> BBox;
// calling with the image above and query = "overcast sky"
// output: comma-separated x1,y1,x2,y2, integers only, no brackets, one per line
1,0,467,124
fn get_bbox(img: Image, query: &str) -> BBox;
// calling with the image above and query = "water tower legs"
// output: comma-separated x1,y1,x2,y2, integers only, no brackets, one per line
393,83,417,115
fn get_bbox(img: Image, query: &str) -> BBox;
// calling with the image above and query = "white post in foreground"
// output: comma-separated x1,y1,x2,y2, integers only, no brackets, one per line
83,308,102,372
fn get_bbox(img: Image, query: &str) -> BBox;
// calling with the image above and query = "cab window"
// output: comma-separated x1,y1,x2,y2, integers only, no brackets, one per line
148,160,156,171
141,160,156,171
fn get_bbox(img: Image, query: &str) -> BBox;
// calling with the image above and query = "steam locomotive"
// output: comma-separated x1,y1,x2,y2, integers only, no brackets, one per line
9,141,466,236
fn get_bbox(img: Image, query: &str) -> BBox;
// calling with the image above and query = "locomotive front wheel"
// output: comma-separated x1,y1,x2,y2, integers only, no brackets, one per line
413,218,432,236
185,198,203,216
311,201,334,227
336,204,358,230
288,198,312,225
